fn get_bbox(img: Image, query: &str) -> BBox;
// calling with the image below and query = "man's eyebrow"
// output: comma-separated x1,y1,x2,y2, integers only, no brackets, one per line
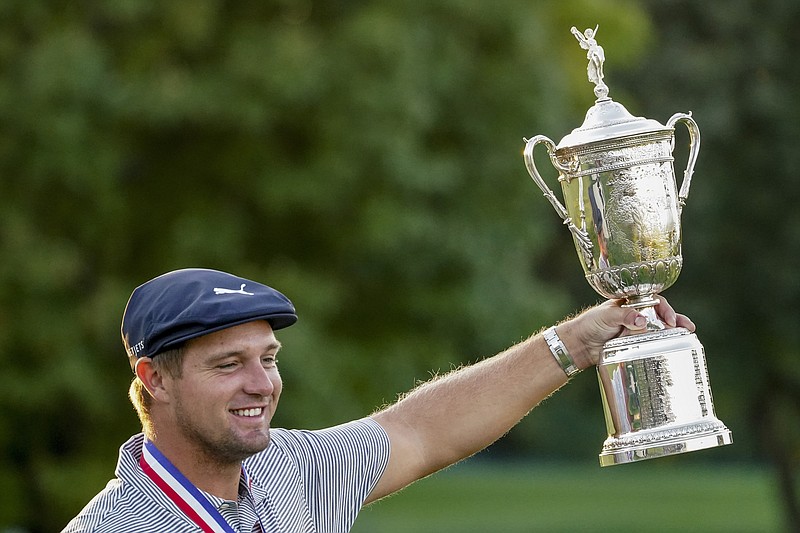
266,340,283,354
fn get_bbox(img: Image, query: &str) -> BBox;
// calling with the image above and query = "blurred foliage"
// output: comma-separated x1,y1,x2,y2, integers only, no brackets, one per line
0,0,796,531
616,3,800,528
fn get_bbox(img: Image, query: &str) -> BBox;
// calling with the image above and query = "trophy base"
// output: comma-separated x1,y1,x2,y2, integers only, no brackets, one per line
599,420,733,467
596,327,732,467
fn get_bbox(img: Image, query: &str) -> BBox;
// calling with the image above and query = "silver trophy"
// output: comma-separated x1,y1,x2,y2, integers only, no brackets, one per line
523,26,732,466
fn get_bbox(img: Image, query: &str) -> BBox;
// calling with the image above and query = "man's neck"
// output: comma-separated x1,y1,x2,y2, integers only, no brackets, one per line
147,434,243,501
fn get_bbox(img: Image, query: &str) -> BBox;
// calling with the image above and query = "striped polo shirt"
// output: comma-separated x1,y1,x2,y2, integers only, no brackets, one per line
61,418,391,533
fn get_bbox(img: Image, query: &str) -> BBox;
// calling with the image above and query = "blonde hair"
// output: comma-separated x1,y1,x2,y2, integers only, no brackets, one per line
128,346,185,438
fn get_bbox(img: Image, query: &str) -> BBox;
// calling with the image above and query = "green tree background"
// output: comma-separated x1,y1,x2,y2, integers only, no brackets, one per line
0,1,797,531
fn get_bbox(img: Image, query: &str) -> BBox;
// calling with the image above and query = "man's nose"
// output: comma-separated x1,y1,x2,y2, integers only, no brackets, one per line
243,361,275,396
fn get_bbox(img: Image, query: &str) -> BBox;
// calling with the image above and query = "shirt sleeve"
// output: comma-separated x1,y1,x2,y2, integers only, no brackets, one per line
252,417,391,531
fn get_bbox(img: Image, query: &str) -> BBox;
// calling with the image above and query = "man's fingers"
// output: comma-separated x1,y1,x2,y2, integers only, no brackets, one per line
675,313,696,332
655,295,678,327
655,296,696,332
611,296,696,333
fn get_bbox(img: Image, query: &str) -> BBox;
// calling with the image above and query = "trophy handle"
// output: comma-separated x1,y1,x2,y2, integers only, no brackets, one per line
666,112,701,215
523,135,570,221
523,136,594,259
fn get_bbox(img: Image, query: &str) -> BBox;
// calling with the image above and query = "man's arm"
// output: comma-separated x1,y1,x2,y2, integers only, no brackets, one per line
366,298,694,503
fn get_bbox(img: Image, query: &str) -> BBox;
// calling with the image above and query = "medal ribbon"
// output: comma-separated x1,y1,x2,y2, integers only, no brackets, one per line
140,440,237,533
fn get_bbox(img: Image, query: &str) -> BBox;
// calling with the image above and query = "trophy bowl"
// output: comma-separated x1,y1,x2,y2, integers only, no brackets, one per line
523,26,732,466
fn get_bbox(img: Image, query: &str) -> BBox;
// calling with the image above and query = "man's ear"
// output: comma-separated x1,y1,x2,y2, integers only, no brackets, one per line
134,357,171,403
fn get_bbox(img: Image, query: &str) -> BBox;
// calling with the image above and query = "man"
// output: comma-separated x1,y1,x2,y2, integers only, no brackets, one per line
63,267,694,532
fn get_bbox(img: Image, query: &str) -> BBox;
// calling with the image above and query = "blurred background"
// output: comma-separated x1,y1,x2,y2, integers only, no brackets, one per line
0,0,798,531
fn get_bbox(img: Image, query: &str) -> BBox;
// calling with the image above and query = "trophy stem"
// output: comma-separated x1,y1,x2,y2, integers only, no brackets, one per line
622,295,665,332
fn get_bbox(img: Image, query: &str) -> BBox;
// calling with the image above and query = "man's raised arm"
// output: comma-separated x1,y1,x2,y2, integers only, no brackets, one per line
366,298,694,503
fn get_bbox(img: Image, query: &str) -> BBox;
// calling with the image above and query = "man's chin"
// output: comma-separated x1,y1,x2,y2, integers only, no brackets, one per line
207,432,271,464
236,431,271,457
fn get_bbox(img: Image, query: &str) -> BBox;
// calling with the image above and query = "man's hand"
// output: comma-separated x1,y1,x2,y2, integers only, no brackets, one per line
556,296,696,370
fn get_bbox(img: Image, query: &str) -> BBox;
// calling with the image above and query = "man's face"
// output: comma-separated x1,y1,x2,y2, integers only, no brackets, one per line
164,320,283,464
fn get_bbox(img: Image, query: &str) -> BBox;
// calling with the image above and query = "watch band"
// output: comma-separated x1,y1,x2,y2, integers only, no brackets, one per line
543,326,581,378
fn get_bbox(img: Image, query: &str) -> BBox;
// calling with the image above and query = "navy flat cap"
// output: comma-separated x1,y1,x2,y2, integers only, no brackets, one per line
121,268,297,360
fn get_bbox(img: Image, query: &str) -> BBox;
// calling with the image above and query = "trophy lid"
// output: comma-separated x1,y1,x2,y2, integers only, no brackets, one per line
558,26,669,150
556,98,668,149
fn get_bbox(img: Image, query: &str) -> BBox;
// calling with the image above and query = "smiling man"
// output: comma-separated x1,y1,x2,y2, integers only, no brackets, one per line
62,268,693,532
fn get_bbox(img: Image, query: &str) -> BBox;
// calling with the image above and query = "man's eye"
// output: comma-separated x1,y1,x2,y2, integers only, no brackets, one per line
218,362,238,369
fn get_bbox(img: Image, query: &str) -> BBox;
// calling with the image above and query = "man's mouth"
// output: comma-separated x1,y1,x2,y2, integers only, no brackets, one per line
230,407,264,417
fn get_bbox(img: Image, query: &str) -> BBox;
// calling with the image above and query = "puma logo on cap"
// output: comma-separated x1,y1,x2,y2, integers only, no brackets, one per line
213,284,255,296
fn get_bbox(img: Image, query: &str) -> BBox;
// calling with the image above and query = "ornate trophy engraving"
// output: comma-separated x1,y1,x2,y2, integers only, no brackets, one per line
523,26,732,466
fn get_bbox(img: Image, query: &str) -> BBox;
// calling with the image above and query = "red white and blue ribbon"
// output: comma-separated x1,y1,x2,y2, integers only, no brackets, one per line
140,439,238,533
